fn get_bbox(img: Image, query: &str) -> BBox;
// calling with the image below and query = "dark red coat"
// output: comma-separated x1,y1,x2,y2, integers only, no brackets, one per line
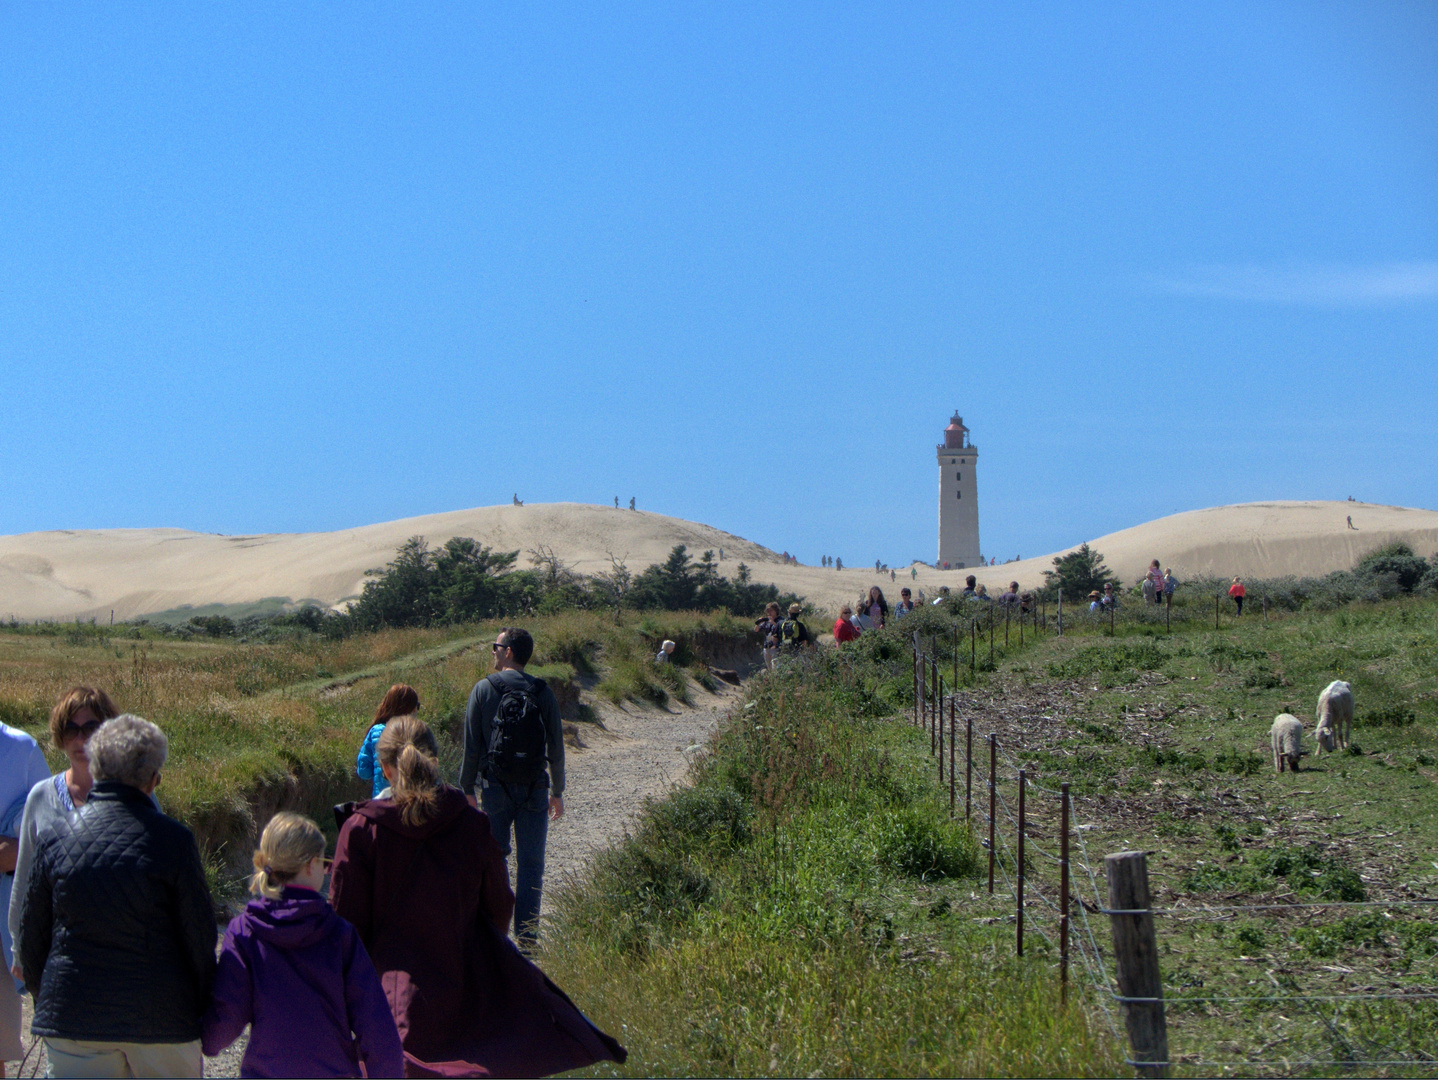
329,787,625,1078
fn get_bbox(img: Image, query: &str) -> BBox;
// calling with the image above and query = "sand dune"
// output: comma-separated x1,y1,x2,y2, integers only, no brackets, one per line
0,500,1434,622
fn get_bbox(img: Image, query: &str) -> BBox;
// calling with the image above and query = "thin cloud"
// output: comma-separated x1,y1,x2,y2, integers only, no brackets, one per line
1155,261,1438,305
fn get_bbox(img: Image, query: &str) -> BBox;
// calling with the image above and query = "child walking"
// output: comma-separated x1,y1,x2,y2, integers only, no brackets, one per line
356,684,420,797
202,813,403,1078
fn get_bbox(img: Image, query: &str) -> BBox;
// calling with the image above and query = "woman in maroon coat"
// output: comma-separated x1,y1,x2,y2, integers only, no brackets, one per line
330,716,625,1078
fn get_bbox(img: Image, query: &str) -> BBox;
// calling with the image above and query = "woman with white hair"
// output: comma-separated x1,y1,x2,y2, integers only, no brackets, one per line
17,715,216,1078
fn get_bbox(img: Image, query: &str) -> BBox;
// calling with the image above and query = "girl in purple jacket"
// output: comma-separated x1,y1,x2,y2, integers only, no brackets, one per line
201,813,403,1079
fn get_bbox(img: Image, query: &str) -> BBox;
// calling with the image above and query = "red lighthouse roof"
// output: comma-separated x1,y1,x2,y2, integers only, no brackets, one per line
943,412,968,449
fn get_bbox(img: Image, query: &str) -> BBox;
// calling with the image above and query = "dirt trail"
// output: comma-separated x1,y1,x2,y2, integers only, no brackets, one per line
541,682,738,913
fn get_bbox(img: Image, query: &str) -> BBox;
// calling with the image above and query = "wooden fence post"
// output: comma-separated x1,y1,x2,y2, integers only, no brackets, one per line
1056,592,1063,636
987,734,997,894
918,645,926,729
949,695,956,815
1105,851,1169,1078
931,659,940,755
965,711,973,823
935,675,943,775
1060,783,1070,1005
1017,768,1026,957
912,641,919,725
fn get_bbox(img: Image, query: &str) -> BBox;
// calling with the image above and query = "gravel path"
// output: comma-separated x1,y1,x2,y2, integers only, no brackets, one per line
541,681,737,916
16,680,737,1077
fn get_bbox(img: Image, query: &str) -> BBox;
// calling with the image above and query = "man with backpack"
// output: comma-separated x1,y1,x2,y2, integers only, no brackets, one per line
459,627,564,946
779,603,811,653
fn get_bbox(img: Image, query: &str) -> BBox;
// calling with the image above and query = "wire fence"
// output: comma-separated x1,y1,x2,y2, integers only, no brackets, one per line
910,632,1438,1077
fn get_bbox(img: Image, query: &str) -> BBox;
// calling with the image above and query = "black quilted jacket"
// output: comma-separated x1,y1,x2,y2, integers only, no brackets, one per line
17,781,217,1042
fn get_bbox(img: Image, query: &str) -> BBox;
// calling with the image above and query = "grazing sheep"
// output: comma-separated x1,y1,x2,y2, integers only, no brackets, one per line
1315,680,1353,755
1270,713,1304,773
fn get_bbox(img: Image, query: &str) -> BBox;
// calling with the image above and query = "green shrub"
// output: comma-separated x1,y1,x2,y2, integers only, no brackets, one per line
869,806,979,880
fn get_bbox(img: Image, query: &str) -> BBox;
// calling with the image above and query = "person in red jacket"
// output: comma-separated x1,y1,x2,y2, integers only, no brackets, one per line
833,605,862,644
1228,576,1246,616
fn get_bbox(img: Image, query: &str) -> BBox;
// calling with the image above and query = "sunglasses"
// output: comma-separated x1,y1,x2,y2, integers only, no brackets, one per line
491,641,511,652
62,720,104,741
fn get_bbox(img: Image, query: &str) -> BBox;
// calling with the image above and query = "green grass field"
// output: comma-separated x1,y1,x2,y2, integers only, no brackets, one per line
5,588,1435,1075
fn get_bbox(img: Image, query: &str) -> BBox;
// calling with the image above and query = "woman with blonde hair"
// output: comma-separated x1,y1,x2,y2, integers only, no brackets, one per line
356,684,420,798
203,812,401,1077
330,716,624,1076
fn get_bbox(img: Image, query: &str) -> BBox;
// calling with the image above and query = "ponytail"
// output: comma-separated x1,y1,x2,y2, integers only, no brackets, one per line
250,812,325,900
377,715,443,827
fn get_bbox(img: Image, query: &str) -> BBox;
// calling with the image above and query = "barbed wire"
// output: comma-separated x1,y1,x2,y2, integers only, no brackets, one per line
914,645,1438,1072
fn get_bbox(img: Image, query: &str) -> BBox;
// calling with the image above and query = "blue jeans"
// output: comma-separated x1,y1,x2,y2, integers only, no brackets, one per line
480,776,550,943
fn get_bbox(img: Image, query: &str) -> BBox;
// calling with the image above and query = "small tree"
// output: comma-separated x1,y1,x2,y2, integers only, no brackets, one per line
1356,542,1429,593
1043,543,1118,602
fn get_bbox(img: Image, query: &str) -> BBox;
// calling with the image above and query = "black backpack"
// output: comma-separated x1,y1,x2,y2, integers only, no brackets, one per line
780,618,807,649
485,674,549,784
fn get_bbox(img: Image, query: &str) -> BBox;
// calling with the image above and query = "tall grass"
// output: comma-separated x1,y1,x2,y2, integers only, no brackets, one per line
539,650,1119,1076
0,610,757,893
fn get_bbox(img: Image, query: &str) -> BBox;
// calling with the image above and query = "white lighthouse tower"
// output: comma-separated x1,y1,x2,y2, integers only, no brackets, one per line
937,412,981,568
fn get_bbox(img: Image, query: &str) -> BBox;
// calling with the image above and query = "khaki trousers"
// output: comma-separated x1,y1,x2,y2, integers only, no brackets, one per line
43,1037,201,1078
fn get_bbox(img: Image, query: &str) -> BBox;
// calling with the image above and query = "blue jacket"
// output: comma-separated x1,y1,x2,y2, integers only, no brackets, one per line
355,724,387,798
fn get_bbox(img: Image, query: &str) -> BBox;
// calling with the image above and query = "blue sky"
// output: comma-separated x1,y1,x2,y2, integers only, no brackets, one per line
2,3,1434,568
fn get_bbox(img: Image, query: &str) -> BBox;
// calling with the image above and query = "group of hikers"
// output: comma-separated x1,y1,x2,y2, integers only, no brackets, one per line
1087,560,1177,611
753,576,1049,656
0,626,624,1078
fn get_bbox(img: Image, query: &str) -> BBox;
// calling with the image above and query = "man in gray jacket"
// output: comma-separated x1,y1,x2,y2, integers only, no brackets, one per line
459,628,564,945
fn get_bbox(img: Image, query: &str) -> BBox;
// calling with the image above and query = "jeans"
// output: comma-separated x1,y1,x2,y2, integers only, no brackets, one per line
481,775,550,943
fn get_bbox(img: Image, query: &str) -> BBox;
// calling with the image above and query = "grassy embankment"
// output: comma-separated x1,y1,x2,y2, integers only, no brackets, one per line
539,612,1121,1077
0,610,754,902
539,590,1438,1076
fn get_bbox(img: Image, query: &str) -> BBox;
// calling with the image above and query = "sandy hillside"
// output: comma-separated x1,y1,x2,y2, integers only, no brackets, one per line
0,500,1434,622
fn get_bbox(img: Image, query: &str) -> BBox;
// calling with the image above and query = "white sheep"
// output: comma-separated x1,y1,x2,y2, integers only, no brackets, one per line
1270,713,1304,774
1315,680,1353,755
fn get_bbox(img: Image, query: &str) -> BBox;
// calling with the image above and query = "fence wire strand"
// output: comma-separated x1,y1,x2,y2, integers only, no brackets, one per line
917,648,1438,1073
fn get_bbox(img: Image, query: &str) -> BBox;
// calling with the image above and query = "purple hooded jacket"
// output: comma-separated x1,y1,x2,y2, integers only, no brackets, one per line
201,886,404,1079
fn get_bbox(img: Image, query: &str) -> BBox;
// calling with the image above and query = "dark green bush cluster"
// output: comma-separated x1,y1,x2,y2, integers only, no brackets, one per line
1042,543,1119,602
1187,543,1438,614
345,540,803,632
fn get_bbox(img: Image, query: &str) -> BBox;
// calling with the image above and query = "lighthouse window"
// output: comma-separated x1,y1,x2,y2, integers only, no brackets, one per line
957,490,962,499
955,471,962,482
